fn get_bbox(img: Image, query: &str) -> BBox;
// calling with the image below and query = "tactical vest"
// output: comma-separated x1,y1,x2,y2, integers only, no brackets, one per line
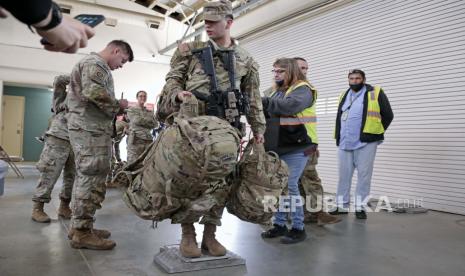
336,85,385,136
271,81,319,144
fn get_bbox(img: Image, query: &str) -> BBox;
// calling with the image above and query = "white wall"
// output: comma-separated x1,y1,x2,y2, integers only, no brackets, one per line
231,0,331,38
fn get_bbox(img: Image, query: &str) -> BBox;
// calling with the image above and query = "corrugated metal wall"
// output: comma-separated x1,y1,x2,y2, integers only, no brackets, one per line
241,0,465,214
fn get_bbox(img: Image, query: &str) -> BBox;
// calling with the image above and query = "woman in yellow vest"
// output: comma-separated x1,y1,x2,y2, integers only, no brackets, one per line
261,58,317,244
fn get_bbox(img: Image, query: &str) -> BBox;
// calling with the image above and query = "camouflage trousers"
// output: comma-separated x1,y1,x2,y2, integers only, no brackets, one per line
32,135,75,203
126,135,152,164
173,182,230,226
69,128,111,230
299,150,324,213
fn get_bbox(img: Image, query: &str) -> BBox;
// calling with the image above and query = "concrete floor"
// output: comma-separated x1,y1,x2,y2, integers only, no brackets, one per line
1,166,465,276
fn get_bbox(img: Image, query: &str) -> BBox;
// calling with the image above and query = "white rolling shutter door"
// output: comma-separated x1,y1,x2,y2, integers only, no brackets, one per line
241,0,465,214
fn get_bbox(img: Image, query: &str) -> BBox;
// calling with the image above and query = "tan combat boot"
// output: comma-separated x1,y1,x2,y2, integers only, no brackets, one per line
57,199,72,219
316,211,342,226
201,224,226,256
69,228,116,250
31,201,51,223
68,227,111,240
179,223,201,258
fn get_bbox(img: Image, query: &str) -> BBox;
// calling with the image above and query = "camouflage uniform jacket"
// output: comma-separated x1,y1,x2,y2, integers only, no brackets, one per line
67,52,119,134
160,39,266,135
127,106,157,141
46,74,71,140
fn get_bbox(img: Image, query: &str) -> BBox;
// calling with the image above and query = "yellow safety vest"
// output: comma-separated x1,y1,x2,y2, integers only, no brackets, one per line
336,85,385,137
271,81,318,144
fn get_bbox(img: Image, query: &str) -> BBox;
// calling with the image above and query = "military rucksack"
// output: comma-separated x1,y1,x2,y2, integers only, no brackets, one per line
119,105,241,222
226,140,288,224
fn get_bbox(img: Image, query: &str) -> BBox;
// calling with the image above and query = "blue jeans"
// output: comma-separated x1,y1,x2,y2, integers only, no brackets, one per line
273,151,309,230
336,142,378,211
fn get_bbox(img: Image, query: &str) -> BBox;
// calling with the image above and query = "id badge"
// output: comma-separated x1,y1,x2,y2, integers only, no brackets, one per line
341,110,349,121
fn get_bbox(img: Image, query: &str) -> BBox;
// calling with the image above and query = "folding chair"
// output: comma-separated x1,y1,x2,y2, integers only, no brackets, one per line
0,145,24,178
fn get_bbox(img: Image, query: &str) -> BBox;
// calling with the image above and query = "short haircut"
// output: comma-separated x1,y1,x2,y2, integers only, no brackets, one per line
348,69,366,80
136,90,147,97
108,40,134,62
293,57,307,63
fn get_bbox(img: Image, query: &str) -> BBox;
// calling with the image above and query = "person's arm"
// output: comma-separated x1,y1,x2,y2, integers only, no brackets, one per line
52,74,70,113
0,0,52,25
80,63,120,117
163,45,191,106
379,89,393,130
241,59,266,137
0,0,95,53
265,86,313,116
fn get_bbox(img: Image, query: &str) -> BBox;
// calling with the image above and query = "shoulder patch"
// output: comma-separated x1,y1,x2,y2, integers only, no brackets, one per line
90,65,107,84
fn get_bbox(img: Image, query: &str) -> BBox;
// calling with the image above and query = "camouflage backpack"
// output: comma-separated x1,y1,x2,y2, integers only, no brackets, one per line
119,99,241,222
226,141,288,224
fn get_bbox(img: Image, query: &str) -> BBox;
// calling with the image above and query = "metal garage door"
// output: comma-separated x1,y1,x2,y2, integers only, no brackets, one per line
241,0,465,214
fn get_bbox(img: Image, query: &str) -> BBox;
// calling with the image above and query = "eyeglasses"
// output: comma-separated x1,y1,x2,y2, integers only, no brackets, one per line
271,69,286,74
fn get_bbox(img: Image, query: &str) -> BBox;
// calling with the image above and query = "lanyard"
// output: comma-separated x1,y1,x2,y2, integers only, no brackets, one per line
343,90,363,112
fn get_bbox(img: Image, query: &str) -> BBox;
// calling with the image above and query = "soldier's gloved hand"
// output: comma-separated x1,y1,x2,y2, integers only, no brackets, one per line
254,134,265,144
176,91,193,102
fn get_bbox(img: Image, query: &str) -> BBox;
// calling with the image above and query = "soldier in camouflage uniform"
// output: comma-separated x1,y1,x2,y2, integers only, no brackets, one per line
157,0,266,258
126,90,157,164
31,74,75,223
67,40,133,250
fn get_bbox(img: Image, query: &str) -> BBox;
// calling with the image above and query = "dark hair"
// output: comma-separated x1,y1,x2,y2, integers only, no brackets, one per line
273,58,307,91
136,90,147,97
293,57,307,63
225,14,234,20
108,40,134,62
348,69,366,80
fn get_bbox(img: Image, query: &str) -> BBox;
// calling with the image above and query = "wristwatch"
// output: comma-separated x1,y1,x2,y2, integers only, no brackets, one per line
34,2,63,31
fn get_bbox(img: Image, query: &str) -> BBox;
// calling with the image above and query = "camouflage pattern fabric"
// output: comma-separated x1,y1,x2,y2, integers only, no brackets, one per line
299,150,324,213
226,141,288,224
46,75,71,140
156,39,265,136
126,106,157,163
121,106,240,226
32,135,75,203
105,120,128,184
33,74,74,203
68,52,119,230
51,74,70,113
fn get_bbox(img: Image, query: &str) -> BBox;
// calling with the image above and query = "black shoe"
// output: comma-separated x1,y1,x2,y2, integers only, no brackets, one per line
329,208,349,215
261,224,288,239
280,228,307,244
355,210,367,219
